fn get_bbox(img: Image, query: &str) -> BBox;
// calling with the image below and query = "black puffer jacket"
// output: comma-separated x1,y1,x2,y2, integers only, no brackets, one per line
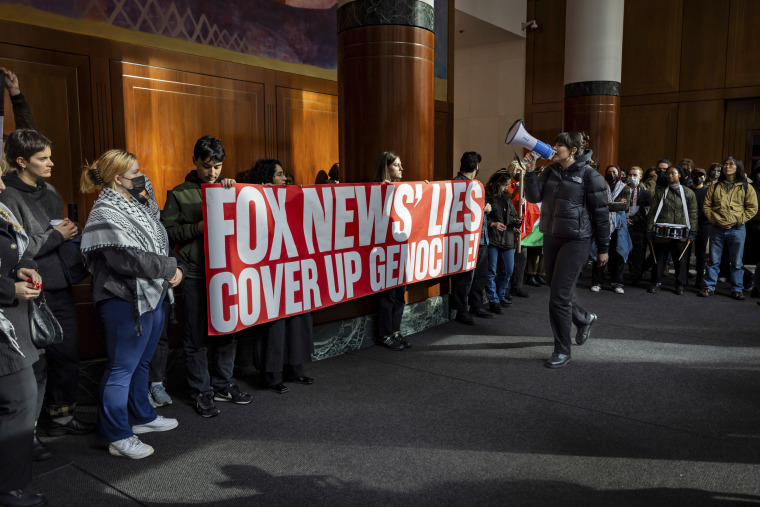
524,150,610,254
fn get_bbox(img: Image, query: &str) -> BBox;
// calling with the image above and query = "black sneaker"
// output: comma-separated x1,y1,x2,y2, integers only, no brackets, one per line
393,331,412,348
194,392,220,417
499,298,512,306
214,384,253,405
488,302,503,314
381,336,405,351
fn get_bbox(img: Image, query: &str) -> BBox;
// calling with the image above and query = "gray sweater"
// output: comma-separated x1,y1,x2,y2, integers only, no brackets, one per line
0,173,70,290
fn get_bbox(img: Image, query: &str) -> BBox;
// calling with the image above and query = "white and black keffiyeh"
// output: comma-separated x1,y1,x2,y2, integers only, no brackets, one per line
0,202,30,357
81,178,169,316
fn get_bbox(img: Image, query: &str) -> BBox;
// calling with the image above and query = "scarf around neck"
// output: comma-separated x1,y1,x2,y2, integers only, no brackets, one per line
0,202,30,357
81,178,169,316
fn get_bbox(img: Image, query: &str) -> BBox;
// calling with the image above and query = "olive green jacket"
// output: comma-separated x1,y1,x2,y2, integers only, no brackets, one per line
703,180,759,228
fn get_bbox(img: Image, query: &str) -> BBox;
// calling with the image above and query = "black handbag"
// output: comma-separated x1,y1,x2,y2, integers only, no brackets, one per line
29,293,64,348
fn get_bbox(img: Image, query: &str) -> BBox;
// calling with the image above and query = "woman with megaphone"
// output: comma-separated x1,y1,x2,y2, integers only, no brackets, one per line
521,132,610,368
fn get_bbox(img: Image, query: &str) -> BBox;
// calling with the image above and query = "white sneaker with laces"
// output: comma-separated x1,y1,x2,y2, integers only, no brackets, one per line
132,415,178,435
109,435,154,459
614,286,625,294
590,285,601,292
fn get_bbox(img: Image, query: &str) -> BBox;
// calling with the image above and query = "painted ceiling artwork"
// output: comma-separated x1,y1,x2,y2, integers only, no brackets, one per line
8,0,339,68
5,0,447,77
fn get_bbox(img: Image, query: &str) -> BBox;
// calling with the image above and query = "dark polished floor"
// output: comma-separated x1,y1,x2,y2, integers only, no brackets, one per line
30,271,760,506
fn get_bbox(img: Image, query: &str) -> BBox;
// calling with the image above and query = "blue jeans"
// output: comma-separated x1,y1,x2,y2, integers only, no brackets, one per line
704,225,746,292
96,296,165,442
486,246,514,302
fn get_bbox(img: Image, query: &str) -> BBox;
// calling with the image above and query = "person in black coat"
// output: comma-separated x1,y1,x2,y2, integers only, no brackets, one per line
240,159,316,392
484,170,521,313
0,169,47,507
523,132,610,368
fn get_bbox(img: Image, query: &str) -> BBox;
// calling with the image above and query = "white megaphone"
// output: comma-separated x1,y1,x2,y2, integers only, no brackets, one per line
505,119,555,160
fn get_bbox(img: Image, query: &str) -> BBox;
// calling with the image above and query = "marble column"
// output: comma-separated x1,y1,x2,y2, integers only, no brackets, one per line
338,0,435,183
563,0,624,171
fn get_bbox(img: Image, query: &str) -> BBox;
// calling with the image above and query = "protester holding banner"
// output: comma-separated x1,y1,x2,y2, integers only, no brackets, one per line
523,132,610,368
80,150,184,459
161,136,253,414
242,158,316,392
450,151,488,325
371,151,410,350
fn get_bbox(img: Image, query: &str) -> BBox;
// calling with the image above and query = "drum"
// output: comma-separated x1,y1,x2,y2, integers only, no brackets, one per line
653,223,688,240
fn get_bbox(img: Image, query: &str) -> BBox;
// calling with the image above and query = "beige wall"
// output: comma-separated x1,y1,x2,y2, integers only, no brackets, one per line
453,38,526,179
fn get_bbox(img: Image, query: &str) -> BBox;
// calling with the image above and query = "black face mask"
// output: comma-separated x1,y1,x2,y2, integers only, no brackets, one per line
606,173,617,184
656,173,668,188
620,177,628,184
122,175,148,204
693,175,705,185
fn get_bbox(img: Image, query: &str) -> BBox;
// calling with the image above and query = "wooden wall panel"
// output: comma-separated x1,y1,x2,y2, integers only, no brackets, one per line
621,0,683,95
726,0,760,88
527,110,563,166
276,87,338,185
679,0,729,92
676,100,724,169
618,103,678,169
0,46,93,218
114,62,266,209
434,103,452,180
528,0,565,105
723,99,760,164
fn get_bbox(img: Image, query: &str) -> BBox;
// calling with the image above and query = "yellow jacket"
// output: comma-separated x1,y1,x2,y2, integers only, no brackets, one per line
703,180,759,228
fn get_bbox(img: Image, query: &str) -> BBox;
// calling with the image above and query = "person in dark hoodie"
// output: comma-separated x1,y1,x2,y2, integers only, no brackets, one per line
523,132,610,368
161,136,253,417
1,129,95,445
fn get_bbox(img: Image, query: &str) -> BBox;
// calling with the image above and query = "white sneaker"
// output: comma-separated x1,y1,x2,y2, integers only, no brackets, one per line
590,285,601,292
614,286,625,294
132,415,178,435
109,435,154,459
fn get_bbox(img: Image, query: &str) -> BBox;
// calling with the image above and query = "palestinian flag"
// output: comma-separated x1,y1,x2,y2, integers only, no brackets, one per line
520,202,543,247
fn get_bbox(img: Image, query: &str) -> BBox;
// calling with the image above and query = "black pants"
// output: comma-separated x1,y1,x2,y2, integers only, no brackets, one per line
449,270,474,313
0,366,36,491
543,236,594,356
182,278,237,397
694,226,710,286
627,226,647,280
254,313,313,385
651,239,689,287
44,286,80,416
511,247,528,290
593,231,624,287
148,298,171,384
468,245,489,311
377,285,406,338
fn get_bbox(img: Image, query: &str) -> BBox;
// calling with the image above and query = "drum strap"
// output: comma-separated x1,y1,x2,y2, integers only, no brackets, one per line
653,186,690,229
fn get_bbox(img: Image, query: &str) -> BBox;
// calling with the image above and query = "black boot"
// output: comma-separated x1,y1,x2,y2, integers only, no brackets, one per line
0,489,47,507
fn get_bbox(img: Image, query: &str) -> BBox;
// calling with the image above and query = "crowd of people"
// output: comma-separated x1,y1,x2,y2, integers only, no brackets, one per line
2,66,760,507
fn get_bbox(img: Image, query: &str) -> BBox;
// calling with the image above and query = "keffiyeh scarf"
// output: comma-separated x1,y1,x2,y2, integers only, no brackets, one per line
0,202,30,357
81,178,169,316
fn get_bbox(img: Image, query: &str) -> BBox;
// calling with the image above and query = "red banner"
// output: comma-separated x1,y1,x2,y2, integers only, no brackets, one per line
203,181,485,334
